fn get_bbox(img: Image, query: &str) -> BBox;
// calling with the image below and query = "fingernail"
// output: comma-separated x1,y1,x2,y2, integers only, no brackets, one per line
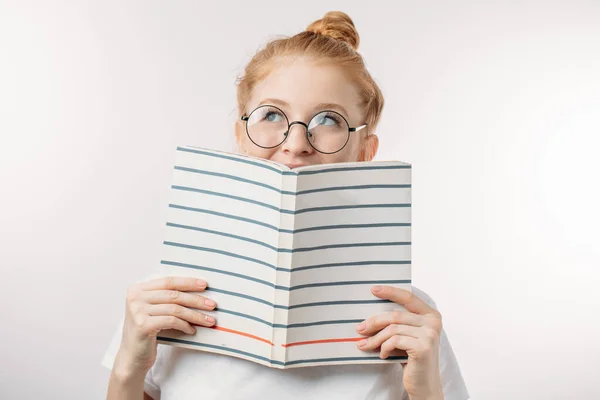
204,298,216,308
357,322,366,332
205,315,215,324
358,339,367,347
189,327,196,335
197,279,207,288
372,286,383,293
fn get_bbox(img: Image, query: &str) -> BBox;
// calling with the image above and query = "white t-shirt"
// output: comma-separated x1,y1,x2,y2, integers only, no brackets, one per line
101,286,469,400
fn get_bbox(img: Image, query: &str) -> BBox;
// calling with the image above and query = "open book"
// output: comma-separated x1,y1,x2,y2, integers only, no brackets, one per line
156,146,412,368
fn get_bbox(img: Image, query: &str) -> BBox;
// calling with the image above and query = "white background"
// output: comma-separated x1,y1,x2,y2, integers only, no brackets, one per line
1,1,599,398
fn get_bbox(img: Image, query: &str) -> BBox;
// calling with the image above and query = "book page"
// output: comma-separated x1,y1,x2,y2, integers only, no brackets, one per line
284,163,412,368
157,146,285,367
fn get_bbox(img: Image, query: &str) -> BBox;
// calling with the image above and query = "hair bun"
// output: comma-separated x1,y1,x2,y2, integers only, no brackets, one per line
306,11,360,51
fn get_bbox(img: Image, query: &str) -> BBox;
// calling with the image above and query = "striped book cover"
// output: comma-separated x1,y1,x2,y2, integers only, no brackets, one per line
156,145,412,369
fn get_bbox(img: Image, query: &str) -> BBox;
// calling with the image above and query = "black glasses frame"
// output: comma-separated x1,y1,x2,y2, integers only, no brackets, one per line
240,104,368,155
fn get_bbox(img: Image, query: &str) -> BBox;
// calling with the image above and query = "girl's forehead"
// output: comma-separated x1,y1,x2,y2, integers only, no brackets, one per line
248,59,363,113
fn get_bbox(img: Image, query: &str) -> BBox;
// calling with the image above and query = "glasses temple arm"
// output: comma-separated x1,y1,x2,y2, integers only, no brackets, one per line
349,124,368,133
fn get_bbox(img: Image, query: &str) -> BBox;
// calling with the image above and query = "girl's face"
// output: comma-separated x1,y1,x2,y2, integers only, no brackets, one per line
236,58,378,168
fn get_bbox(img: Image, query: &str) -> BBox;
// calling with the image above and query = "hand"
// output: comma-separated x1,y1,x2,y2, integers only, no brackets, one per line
356,286,444,400
114,276,217,377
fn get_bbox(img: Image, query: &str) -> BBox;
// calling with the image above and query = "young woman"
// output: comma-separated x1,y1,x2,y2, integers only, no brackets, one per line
104,11,469,400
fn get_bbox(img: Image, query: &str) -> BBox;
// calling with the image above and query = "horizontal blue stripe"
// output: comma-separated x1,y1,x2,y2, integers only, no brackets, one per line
216,307,364,329
207,287,275,307
175,165,409,197
297,184,410,195
177,146,283,174
167,222,279,251
157,336,282,365
288,299,391,310
161,259,410,291
173,185,409,214
169,204,281,231
176,147,411,179
285,355,408,365
296,203,410,214
166,224,409,253
169,204,410,234
216,307,274,327
297,165,411,175
292,241,410,253
175,166,295,195
157,336,407,365
163,241,278,270
164,241,409,274
293,260,411,272
285,319,364,329
161,260,274,288
205,287,393,310
289,280,411,291
293,222,411,233
174,165,411,196
172,185,281,212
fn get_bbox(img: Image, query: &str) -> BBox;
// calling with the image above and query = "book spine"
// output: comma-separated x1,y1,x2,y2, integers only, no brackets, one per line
271,172,297,366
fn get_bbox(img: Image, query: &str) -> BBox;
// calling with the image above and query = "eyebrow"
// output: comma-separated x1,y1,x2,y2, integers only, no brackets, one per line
258,98,350,119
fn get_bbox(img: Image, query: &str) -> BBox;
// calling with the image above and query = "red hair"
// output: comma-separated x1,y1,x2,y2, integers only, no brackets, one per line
235,11,384,136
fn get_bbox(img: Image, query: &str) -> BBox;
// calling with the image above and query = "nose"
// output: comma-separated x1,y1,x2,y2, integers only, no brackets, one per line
281,122,314,156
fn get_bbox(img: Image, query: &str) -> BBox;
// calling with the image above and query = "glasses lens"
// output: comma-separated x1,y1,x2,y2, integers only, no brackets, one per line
307,111,350,153
246,106,289,148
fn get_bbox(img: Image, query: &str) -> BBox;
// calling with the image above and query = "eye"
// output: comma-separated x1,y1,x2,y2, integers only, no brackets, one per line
324,114,341,125
263,109,284,122
315,112,342,126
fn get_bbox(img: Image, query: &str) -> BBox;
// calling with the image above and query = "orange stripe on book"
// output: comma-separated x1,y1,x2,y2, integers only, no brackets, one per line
281,337,363,348
211,325,274,346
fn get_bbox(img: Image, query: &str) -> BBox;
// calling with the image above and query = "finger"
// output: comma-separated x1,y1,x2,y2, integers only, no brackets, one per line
380,335,419,359
357,324,421,351
357,310,424,335
139,276,207,292
371,286,437,316
141,289,216,311
147,304,216,327
145,315,197,336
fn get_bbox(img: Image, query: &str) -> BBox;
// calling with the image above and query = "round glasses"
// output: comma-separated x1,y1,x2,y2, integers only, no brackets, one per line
241,105,367,154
